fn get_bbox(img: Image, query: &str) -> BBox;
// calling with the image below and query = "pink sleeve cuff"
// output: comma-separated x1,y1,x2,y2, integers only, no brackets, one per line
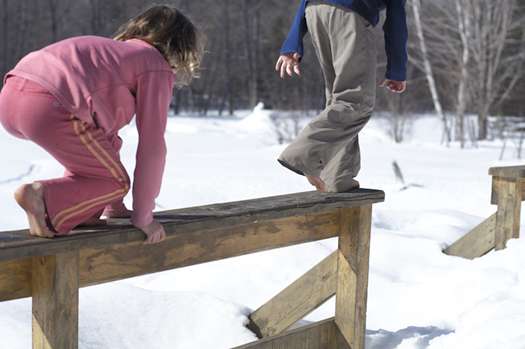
131,211,153,229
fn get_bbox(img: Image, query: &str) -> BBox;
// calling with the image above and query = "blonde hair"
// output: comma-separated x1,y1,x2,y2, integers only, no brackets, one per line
114,5,203,86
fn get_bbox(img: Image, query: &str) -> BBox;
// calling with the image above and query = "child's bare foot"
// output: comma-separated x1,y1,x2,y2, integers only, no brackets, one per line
14,182,55,238
306,175,326,192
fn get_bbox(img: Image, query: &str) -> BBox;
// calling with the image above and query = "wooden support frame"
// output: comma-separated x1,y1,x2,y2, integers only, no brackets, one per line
445,165,524,259
246,206,373,349
335,206,372,349
0,190,384,349
32,251,79,349
492,176,521,250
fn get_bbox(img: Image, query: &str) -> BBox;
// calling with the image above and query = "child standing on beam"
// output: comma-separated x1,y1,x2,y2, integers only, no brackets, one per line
0,5,203,243
276,0,408,192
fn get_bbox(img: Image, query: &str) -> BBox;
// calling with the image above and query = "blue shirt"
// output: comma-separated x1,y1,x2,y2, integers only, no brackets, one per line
281,0,408,81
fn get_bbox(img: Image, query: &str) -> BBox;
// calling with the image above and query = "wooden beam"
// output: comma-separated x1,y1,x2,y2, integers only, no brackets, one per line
489,165,525,179
248,251,338,338
32,251,79,349
493,179,521,250
234,318,346,349
335,206,372,349
0,258,32,300
0,190,385,262
0,211,340,302
443,213,496,259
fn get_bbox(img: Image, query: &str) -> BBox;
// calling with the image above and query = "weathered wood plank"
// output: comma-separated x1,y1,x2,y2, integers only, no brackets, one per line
233,318,337,349
494,179,521,250
32,251,79,349
491,176,524,204
248,251,337,338
443,213,496,259
0,258,32,300
0,211,340,302
489,165,525,179
334,324,353,349
335,206,372,349
0,190,384,262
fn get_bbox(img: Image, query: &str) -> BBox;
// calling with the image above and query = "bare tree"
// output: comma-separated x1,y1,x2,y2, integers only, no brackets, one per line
454,0,471,148
410,0,450,145
468,0,525,140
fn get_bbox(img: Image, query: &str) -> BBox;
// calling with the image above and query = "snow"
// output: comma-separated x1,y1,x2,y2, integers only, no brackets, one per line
0,106,524,349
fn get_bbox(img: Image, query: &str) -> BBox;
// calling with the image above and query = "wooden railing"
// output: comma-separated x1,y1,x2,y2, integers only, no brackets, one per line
0,189,384,349
445,165,524,259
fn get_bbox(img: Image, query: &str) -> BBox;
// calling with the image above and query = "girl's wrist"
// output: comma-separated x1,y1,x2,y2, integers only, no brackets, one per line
131,211,153,229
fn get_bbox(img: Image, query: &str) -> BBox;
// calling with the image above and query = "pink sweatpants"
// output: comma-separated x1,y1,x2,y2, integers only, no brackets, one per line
0,76,130,235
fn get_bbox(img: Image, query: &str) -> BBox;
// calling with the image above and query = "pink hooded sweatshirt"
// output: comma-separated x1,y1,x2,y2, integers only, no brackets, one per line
4,35,176,228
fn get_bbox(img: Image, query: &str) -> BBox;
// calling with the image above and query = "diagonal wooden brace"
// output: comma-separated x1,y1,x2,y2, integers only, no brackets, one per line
444,213,496,259
248,251,338,338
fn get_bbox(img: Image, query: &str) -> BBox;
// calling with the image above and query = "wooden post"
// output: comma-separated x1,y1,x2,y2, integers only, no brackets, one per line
492,177,521,250
335,206,372,349
32,251,79,349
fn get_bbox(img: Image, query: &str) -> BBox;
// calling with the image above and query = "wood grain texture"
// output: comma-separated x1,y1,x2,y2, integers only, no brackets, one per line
335,206,372,349
0,190,384,262
248,251,337,338
0,211,340,302
0,258,32,300
494,179,522,250
233,318,338,349
32,251,79,349
491,176,525,204
444,213,496,259
489,165,525,179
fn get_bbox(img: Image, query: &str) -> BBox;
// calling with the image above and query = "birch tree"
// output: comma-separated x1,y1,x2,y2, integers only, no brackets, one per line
454,0,471,148
410,0,450,145
468,0,525,140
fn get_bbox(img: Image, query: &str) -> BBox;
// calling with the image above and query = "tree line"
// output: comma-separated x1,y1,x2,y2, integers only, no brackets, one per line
0,0,524,143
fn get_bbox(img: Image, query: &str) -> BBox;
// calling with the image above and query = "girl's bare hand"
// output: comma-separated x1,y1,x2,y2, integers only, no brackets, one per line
138,219,167,245
275,53,302,79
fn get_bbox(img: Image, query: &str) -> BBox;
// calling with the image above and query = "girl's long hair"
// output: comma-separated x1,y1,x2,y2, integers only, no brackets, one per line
114,5,203,86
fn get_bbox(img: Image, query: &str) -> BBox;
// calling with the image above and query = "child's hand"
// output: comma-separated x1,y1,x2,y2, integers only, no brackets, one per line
138,219,166,245
380,79,407,94
275,53,302,79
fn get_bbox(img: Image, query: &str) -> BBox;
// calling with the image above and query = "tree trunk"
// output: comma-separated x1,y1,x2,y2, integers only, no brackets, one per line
411,0,450,145
478,108,489,140
455,0,471,148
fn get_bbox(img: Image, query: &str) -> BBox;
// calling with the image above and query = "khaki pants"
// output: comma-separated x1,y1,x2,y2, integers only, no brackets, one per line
278,1,377,192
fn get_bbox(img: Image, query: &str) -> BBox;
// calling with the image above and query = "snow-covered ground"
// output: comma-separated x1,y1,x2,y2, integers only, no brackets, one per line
1,106,524,349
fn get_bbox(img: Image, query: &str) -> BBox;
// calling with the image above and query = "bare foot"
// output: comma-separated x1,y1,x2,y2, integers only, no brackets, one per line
14,182,55,238
306,175,326,192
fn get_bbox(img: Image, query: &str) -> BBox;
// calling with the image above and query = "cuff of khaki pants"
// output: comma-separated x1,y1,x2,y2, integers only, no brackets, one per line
277,159,305,176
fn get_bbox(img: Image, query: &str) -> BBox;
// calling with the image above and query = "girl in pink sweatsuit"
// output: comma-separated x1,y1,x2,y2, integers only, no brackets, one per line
0,6,202,244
